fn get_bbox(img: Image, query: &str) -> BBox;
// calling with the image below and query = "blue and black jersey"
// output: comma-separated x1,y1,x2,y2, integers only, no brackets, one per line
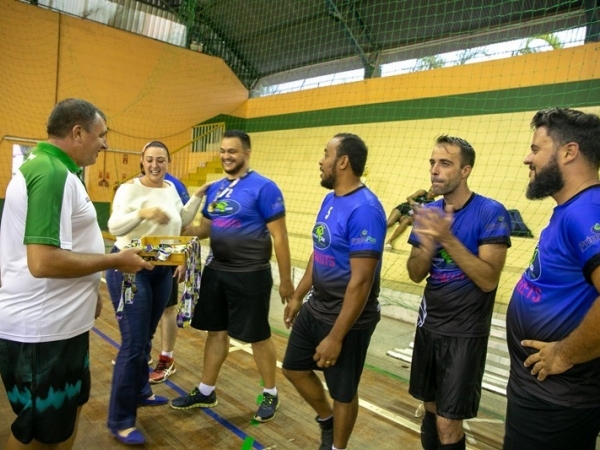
409,193,512,337
305,186,386,329
202,171,285,272
507,185,600,407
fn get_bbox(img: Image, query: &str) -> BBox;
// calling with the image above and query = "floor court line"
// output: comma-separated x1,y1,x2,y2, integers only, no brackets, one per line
92,326,265,450
230,337,424,436
98,278,500,448
232,337,503,450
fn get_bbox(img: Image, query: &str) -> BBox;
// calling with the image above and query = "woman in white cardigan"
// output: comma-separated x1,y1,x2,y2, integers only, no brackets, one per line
106,141,210,445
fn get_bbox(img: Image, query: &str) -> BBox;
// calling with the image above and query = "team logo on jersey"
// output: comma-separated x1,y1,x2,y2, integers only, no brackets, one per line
485,215,509,232
313,222,331,249
440,249,452,264
351,229,377,245
208,199,240,216
271,196,285,211
525,246,541,280
579,224,600,252
432,248,454,270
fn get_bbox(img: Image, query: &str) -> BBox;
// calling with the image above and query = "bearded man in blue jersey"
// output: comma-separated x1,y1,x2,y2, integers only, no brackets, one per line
282,133,386,450
504,108,600,450
170,130,294,423
407,135,511,450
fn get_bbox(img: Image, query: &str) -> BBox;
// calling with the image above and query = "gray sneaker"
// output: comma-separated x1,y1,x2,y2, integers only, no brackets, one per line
170,387,218,410
316,416,333,450
253,392,280,422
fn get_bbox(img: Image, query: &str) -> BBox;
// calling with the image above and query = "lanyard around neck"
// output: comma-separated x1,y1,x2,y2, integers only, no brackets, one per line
212,168,253,203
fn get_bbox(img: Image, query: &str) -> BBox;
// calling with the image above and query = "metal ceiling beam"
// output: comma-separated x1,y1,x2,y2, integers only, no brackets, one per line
583,0,600,41
188,10,260,89
177,0,197,47
326,0,381,78
152,0,260,89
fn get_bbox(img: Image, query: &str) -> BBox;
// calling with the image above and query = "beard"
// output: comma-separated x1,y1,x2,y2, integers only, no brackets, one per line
320,171,336,190
223,160,245,176
526,155,564,200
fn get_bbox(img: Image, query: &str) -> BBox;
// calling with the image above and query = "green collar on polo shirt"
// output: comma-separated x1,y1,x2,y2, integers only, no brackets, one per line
35,142,84,181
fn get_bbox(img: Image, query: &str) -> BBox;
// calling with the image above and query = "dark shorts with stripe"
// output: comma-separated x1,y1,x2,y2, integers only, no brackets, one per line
282,306,377,403
409,326,488,420
0,332,91,444
191,266,273,343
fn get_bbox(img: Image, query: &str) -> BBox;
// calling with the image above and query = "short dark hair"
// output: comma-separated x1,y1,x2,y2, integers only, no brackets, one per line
436,134,475,168
531,107,600,169
223,129,251,150
46,98,106,138
333,133,368,177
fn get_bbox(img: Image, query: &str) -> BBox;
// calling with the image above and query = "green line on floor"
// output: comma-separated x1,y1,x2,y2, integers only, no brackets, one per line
241,436,255,449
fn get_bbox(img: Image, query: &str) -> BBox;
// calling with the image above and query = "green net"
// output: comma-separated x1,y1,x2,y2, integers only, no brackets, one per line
1,0,599,315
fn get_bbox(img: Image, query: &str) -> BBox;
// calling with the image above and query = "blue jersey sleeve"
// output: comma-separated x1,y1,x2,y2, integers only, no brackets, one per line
165,173,190,204
478,200,512,246
257,181,285,223
565,204,600,273
348,204,386,256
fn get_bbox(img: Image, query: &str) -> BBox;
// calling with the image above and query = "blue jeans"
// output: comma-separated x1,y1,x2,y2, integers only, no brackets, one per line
105,248,173,431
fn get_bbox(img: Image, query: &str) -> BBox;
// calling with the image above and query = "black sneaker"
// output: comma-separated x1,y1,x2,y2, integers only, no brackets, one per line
316,416,333,450
170,387,218,410
253,392,280,422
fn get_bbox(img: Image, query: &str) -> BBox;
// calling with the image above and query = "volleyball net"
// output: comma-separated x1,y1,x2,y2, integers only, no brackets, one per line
2,0,600,313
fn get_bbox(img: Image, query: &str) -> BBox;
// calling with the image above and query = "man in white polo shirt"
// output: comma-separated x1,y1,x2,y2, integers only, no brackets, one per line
0,98,152,449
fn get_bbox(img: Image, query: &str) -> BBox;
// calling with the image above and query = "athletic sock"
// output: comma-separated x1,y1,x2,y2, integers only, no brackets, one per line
438,435,466,450
161,351,174,358
263,387,277,396
421,411,438,450
198,383,215,396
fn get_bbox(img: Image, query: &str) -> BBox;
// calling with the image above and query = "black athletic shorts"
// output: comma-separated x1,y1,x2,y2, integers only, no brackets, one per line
191,266,273,343
282,306,377,403
0,332,91,444
166,274,179,308
504,380,600,450
394,202,412,216
409,326,487,420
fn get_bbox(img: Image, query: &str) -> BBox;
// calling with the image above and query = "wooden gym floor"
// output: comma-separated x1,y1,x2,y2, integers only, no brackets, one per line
0,282,508,449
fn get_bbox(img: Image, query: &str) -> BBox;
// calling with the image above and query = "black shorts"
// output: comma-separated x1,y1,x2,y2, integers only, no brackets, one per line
504,380,600,450
282,306,377,403
0,332,91,444
395,202,412,217
166,274,179,308
191,266,273,343
409,326,487,420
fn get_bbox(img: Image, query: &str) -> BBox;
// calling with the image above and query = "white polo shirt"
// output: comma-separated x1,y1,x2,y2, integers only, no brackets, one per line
0,142,104,343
